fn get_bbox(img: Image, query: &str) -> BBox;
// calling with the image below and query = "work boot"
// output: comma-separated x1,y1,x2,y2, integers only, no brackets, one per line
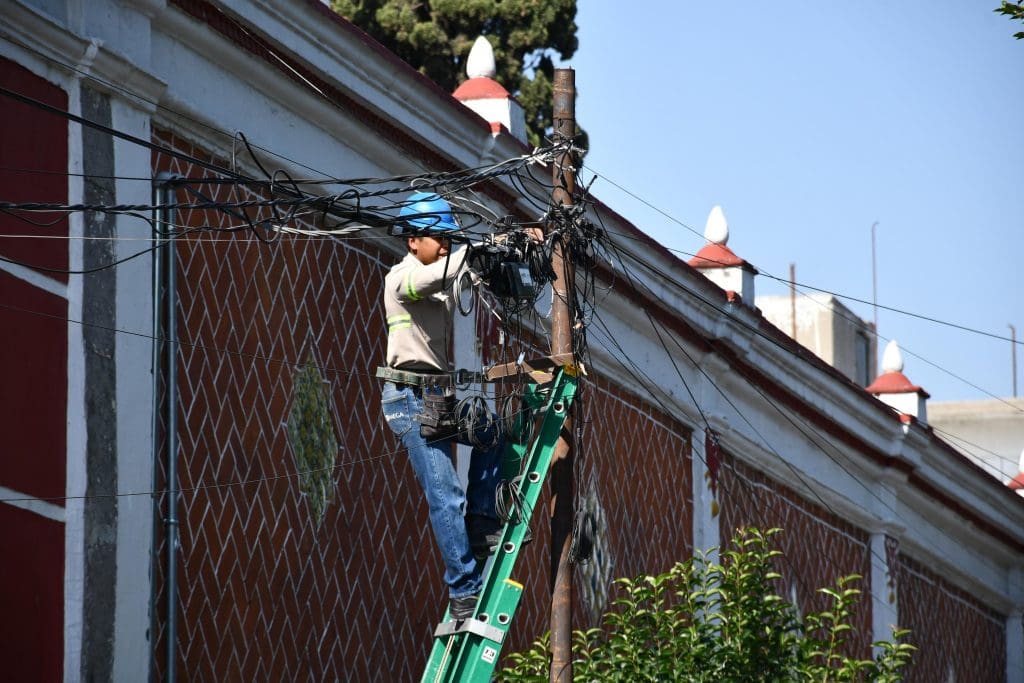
449,592,479,620
467,514,533,561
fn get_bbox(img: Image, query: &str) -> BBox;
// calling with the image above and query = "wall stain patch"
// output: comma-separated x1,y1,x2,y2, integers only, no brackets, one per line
287,354,339,525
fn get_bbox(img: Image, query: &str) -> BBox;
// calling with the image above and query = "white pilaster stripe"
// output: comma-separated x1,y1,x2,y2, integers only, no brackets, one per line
0,261,69,299
0,485,66,523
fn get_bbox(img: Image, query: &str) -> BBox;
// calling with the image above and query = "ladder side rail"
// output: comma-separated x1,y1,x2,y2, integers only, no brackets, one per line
447,371,578,682
421,370,578,682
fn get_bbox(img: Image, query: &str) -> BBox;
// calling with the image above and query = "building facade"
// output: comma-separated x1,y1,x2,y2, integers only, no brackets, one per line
1,1,1023,681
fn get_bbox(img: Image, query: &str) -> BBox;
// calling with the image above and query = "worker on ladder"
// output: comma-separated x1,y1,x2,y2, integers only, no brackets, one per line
378,192,505,620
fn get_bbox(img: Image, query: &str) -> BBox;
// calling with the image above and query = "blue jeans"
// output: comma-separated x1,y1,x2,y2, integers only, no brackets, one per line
381,382,503,598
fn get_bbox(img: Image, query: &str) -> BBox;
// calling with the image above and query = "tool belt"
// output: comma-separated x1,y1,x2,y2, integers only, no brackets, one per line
376,365,452,387
377,366,463,440
375,366,483,387
416,390,459,441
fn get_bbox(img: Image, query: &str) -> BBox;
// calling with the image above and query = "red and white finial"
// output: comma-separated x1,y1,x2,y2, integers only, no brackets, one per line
881,339,904,374
688,205,757,302
704,205,729,245
1008,448,1024,496
866,340,929,423
453,36,527,143
466,36,497,79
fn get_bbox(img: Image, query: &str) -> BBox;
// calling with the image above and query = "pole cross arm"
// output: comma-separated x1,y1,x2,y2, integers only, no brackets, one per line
483,353,582,382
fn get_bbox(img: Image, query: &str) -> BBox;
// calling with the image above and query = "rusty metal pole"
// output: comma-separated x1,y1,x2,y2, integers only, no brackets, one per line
549,67,576,683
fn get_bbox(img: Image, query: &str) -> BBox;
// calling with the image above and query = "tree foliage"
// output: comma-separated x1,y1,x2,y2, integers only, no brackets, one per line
497,528,914,682
996,2,1024,38
330,0,580,148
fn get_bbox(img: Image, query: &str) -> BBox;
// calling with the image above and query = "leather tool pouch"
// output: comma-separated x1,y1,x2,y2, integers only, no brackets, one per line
417,390,458,441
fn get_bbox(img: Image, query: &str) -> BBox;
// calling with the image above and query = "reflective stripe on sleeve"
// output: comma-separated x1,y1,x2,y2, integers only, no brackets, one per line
405,273,421,302
387,314,412,331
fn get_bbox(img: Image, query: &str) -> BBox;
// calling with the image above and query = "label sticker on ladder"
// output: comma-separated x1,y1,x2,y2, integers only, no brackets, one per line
481,646,497,664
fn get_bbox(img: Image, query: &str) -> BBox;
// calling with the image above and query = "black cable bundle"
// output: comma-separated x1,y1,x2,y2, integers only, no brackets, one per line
456,395,500,450
495,474,530,527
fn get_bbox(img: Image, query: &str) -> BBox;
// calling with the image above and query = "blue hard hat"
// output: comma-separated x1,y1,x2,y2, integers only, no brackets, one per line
399,192,459,233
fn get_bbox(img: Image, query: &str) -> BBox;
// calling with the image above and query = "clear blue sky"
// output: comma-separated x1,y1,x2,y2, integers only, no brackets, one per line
566,1,1023,402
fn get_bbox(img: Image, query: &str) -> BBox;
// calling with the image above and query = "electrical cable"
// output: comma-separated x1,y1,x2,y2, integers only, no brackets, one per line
600,223,1024,348
602,229,1015,529
582,188,1016,628
0,85,570,242
604,232,1024,415
2,162,1007,540
583,322,850,601
0,207,68,228
0,85,248,181
593,234,1024,623
483,192,925,630
0,33,341,182
585,322,905,630
0,391,541,506
927,424,1022,473
455,395,500,450
4,34,1009,635
0,240,165,275
6,148,1015,352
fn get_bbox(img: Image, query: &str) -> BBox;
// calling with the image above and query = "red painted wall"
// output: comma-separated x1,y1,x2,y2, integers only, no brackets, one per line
0,56,68,682
0,271,68,499
719,452,874,660
899,554,1006,682
0,505,64,683
0,56,69,279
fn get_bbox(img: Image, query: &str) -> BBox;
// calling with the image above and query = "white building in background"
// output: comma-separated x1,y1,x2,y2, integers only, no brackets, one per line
757,294,876,389
929,398,1024,483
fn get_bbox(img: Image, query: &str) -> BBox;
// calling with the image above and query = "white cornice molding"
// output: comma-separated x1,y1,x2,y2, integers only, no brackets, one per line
262,0,531,168
152,0,530,222
210,0,504,173
723,415,1023,613
152,6,409,171
895,493,1023,614
1,1,166,110
596,221,1024,568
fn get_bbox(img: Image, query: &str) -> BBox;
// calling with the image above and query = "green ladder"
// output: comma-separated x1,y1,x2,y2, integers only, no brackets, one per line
421,366,578,683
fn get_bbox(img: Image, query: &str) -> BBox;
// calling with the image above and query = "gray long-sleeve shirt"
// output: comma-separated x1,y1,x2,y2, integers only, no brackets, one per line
383,246,469,372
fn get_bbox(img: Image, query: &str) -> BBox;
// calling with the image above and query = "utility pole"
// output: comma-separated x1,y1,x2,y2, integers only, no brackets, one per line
548,67,576,683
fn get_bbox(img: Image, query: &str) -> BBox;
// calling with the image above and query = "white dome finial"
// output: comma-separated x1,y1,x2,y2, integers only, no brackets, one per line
881,340,904,374
466,36,496,79
704,205,729,245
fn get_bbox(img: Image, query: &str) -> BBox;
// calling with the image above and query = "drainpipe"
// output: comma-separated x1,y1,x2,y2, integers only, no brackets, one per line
152,173,181,683
149,177,163,682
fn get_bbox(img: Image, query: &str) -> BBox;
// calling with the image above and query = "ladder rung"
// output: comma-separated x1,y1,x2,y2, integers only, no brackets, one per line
433,618,506,643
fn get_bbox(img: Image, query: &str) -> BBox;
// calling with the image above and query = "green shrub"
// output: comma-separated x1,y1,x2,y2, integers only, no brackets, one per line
497,528,913,682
